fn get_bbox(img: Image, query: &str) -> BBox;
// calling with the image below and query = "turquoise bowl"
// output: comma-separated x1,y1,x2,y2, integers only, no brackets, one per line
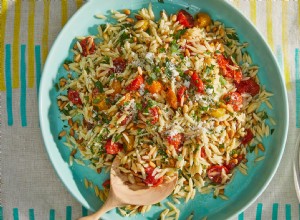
39,0,289,219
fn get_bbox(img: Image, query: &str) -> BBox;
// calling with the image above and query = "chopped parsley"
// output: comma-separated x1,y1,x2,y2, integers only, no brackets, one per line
94,81,104,93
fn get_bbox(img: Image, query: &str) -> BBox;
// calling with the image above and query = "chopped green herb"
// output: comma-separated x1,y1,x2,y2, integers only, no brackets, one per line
146,77,153,85
118,31,130,45
158,48,166,53
136,103,142,110
271,129,275,135
84,96,89,102
261,111,269,120
173,29,187,40
100,24,107,30
227,33,239,41
248,145,256,153
94,81,104,93
93,99,101,104
102,56,110,64
219,76,227,85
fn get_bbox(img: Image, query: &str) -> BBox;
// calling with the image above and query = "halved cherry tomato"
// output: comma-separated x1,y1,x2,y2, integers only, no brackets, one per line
102,179,110,188
167,133,184,150
113,57,127,73
235,78,260,96
177,9,194,28
177,86,187,103
149,107,159,124
68,89,82,105
223,92,243,111
217,54,242,83
104,139,122,154
79,37,95,57
241,129,254,145
225,154,245,171
191,72,204,93
126,75,144,91
144,166,164,187
207,165,229,184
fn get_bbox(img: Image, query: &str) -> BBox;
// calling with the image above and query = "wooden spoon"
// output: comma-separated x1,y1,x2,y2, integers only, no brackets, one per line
78,157,178,220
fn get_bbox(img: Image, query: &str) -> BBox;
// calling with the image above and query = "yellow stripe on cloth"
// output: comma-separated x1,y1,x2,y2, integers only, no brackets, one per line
266,0,274,51
12,0,22,89
232,0,240,8
61,0,68,27
76,0,83,9
0,0,8,91
282,1,291,90
28,0,35,88
42,0,50,65
250,0,256,25
298,0,300,27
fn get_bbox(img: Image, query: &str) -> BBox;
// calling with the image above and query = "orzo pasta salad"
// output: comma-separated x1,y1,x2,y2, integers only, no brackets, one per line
56,4,273,217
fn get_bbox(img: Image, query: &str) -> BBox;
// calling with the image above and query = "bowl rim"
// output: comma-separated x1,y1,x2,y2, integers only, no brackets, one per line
39,0,289,218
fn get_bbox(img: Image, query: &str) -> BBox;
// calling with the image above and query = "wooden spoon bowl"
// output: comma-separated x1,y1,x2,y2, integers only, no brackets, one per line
78,157,178,220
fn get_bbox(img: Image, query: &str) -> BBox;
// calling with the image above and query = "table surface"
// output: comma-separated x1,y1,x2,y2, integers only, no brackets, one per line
1,0,300,219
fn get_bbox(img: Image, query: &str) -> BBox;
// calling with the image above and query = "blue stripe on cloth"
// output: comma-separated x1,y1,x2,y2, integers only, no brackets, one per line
29,209,35,220
20,44,27,127
35,45,41,96
238,212,244,220
276,46,283,72
49,209,55,220
0,206,3,219
5,44,13,126
13,208,19,220
286,204,291,220
256,203,263,220
272,203,278,220
82,206,88,216
66,206,72,220
295,48,300,128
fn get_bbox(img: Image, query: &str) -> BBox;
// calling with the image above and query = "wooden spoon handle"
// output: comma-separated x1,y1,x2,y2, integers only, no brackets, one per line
78,191,122,220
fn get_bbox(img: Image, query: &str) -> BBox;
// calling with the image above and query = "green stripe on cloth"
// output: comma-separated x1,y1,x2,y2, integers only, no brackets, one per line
286,204,291,220
256,203,263,220
0,206,3,219
29,209,35,220
238,212,244,220
66,206,72,220
20,44,27,127
5,44,13,126
82,206,88,216
13,208,19,220
49,209,55,220
272,203,278,220
35,45,42,96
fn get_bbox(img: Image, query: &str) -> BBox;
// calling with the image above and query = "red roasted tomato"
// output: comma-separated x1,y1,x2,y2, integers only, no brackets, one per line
217,54,242,83
236,78,260,96
144,166,164,187
241,129,254,145
223,92,243,111
126,75,144,91
191,72,205,93
207,165,229,184
177,9,194,28
149,107,159,124
113,57,127,73
167,133,184,150
79,37,96,57
68,89,82,105
104,139,122,155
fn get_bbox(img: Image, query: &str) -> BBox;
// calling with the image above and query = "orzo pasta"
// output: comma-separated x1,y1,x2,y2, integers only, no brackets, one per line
56,4,273,218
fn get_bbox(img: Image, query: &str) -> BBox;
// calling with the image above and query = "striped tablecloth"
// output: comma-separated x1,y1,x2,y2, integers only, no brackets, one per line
1,0,299,219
